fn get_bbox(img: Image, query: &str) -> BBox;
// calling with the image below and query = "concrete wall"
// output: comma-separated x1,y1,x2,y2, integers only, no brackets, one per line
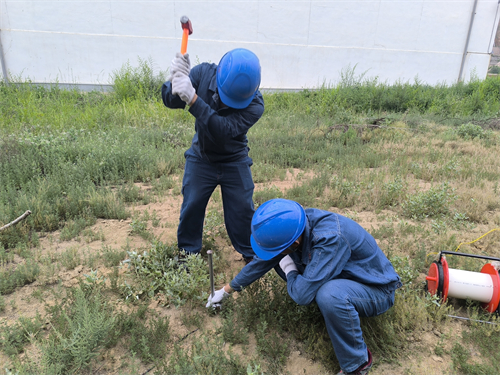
1,1,500,90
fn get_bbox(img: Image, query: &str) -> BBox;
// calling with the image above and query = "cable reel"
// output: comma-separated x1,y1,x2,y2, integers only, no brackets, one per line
426,251,500,313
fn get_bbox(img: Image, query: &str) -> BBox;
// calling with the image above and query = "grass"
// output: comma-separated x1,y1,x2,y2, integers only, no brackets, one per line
1,58,500,374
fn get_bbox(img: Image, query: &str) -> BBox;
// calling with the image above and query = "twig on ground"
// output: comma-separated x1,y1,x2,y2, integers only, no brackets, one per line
0,210,31,232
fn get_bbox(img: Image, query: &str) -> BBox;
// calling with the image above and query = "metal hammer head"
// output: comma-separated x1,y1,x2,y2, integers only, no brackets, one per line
180,16,193,35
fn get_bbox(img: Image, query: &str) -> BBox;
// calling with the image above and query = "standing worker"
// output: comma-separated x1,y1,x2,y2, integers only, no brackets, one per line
162,48,264,264
207,198,402,375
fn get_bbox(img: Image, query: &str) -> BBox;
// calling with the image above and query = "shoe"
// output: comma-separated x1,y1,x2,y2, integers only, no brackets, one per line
337,349,372,375
243,256,253,265
177,249,190,271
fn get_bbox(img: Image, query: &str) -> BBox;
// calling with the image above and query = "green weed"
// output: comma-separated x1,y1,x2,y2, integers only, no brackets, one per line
0,260,40,295
219,299,250,345
255,320,290,375
402,183,457,220
253,185,284,206
111,56,167,102
0,245,14,264
38,286,115,374
449,309,500,375
60,216,97,242
114,306,171,364
123,241,210,306
102,245,127,267
157,335,245,375
378,178,405,208
180,307,205,330
0,313,44,356
60,247,81,270
456,123,489,140
0,293,5,312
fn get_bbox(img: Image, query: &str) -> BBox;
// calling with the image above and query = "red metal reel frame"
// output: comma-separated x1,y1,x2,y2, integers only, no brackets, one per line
426,262,440,295
441,257,449,302
480,263,500,313
425,257,449,301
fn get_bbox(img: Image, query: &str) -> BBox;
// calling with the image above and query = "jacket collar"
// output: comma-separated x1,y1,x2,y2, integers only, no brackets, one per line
209,73,217,93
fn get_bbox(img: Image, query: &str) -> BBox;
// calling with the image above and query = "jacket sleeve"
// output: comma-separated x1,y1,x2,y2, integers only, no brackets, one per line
230,256,281,292
161,64,204,109
161,80,186,109
189,92,264,141
286,234,351,305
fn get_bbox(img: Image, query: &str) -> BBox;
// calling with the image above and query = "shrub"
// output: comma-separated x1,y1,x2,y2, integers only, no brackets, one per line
39,287,115,373
0,314,44,356
111,57,167,102
157,335,245,375
402,183,457,220
456,123,488,140
123,241,210,307
0,259,40,295
114,306,171,364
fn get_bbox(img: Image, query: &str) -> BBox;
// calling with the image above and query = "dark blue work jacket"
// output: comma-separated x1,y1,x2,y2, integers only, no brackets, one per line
161,63,265,164
230,208,402,305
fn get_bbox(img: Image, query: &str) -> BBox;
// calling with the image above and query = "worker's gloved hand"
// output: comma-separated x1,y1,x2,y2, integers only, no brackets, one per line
206,287,230,308
172,72,196,105
279,255,298,276
168,52,191,81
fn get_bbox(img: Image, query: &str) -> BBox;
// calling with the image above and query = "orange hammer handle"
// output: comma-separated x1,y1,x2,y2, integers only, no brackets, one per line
181,28,189,55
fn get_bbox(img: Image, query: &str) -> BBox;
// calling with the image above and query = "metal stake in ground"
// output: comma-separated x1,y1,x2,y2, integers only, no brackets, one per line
207,250,215,298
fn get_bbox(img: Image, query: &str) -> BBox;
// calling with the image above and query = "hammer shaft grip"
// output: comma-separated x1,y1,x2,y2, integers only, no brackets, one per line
181,28,189,54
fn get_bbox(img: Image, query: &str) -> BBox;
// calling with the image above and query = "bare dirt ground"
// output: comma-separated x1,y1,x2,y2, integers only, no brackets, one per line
0,169,468,374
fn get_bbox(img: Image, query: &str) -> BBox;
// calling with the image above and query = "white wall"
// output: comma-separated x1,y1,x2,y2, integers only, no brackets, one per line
1,0,499,89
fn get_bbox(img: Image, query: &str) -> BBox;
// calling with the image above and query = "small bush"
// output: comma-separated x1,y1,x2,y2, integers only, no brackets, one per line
255,320,290,375
39,287,115,373
0,313,43,356
402,183,457,220
488,65,500,74
60,216,97,242
111,57,167,102
60,247,81,270
102,245,127,267
253,185,283,206
114,306,171,364
451,310,500,375
158,335,245,375
219,300,249,345
377,178,405,208
123,241,210,306
0,259,40,295
456,123,488,140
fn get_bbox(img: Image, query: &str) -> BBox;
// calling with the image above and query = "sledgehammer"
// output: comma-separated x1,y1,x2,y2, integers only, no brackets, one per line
180,16,193,55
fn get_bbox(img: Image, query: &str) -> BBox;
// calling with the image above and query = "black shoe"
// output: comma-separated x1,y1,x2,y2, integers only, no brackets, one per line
337,349,373,375
243,256,253,265
177,249,190,271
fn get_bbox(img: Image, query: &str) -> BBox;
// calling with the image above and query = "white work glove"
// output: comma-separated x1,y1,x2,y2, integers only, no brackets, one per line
172,72,196,105
168,52,191,81
206,287,230,308
279,255,298,276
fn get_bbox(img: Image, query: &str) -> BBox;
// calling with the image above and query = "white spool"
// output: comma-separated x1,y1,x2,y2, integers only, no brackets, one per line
448,268,494,303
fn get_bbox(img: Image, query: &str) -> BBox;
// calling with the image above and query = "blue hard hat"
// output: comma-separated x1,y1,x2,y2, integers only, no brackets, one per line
250,199,306,261
217,48,261,109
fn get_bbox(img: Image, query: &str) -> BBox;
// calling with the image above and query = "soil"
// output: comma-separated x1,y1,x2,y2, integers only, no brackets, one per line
0,169,466,374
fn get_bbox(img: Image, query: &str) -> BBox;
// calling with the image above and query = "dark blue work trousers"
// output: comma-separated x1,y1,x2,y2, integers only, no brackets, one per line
177,156,255,259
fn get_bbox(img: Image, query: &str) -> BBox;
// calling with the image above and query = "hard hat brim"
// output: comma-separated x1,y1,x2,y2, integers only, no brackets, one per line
250,234,284,261
218,87,256,109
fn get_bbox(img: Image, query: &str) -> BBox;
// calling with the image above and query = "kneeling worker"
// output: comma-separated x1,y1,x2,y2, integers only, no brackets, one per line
206,198,402,375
